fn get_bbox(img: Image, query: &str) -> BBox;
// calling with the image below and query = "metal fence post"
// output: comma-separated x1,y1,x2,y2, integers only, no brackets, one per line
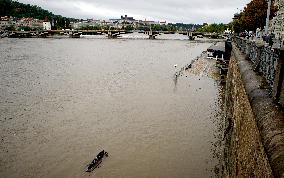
253,45,263,71
272,48,284,106
242,39,246,53
245,41,251,60
225,40,232,61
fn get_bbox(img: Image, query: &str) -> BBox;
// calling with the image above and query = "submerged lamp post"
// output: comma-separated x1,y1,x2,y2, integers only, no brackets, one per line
265,0,272,35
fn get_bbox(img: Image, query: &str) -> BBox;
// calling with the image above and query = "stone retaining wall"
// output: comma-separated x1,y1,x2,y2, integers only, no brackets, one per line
223,45,284,178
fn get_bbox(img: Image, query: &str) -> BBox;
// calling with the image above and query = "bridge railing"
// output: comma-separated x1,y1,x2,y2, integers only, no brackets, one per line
234,36,284,106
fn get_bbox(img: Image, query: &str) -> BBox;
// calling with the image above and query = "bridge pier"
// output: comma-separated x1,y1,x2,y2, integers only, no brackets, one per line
144,31,158,39
69,31,82,38
149,34,156,39
38,31,49,38
107,31,121,39
187,32,194,40
9,31,34,38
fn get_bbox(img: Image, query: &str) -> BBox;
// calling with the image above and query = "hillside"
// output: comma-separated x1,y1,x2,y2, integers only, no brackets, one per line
0,0,74,29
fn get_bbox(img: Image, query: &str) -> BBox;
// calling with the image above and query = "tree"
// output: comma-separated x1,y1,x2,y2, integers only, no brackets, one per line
0,0,75,29
195,23,228,33
17,26,32,31
0,0,12,16
125,25,134,31
5,25,16,31
151,24,162,31
80,25,101,30
233,0,277,32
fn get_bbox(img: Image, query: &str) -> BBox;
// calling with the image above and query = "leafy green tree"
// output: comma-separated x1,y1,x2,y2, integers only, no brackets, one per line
138,26,150,31
173,23,201,31
150,24,177,31
101,25,110,30
151,24,161,31
80,25,101,30
0,0,12,16
17,26,32,31
125,25,134,31
5,25,16,31
195,23,228,33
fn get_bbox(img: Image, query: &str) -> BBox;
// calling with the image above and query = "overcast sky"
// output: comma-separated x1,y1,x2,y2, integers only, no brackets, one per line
17,0,251,23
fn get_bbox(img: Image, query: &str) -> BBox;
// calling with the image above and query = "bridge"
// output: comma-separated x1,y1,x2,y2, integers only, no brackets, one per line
145,31,224,39
143,30,195,40
6,30,220,39
7,30,131,39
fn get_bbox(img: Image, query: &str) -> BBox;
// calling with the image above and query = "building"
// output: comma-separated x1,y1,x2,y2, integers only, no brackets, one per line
270,0,284,39
120,15,135,24
43,21,51,30
140,20,159,26
17,17,33,27
17,17,43,30
31,19,44,29
0,19,10,30
0,16,16,30
159,21,167,25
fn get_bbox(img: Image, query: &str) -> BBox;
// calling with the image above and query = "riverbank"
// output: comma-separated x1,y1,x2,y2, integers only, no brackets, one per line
174,51,226,177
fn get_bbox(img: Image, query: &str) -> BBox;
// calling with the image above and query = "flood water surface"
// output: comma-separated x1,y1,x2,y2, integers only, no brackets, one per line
0,38,223,178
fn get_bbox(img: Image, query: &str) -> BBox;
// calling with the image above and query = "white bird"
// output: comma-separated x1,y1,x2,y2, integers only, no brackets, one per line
174,64,177,68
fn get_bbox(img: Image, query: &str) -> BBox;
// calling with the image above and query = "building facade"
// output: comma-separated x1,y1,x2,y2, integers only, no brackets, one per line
0,20,10,29
0,16,16,30
43,21,51,30
270,0,284,39
17,18,43,30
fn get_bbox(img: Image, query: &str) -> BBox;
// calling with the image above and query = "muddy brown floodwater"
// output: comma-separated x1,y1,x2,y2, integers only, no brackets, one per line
0,37,224,178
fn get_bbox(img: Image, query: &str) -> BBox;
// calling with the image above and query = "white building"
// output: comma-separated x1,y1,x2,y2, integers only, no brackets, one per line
159,21,167,25
140,20,159,26
43,21,51,30
270,0,284,39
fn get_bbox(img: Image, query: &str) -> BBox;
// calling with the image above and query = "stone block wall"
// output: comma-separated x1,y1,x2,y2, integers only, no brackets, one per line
224,43,284,177
223,48,274,177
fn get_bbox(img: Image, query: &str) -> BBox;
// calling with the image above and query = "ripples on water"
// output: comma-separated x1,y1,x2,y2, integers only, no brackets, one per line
0,36,223,178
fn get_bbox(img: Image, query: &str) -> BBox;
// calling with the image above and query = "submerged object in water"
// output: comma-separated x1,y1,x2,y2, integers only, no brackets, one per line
86,150,109,172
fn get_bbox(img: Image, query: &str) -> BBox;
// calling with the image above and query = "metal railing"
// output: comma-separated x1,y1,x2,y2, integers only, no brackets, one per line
234,37,280,91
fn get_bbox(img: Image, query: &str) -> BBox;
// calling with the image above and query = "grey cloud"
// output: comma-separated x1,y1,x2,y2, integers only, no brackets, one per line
18,0,251,23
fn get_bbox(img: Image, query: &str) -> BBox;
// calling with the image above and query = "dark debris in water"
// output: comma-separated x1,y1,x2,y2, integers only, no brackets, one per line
86,150,109,173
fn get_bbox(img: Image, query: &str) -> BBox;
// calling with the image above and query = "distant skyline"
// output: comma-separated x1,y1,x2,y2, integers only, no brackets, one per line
17,0,251,23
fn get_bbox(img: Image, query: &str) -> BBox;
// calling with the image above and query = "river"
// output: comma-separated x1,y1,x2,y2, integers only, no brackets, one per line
0,36,223,178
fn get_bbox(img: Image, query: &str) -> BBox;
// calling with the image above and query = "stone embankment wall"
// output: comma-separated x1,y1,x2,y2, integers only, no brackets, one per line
223,45,284,178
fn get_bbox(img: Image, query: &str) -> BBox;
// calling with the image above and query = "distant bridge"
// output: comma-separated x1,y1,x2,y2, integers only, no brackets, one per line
6,30,221,39
7,30,131,38
143,30,198,40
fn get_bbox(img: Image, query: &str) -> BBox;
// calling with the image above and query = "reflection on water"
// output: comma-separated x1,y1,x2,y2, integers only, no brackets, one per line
0,38,223,178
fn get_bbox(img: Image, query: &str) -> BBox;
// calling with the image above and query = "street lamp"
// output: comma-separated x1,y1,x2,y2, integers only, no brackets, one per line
265,0,272,35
